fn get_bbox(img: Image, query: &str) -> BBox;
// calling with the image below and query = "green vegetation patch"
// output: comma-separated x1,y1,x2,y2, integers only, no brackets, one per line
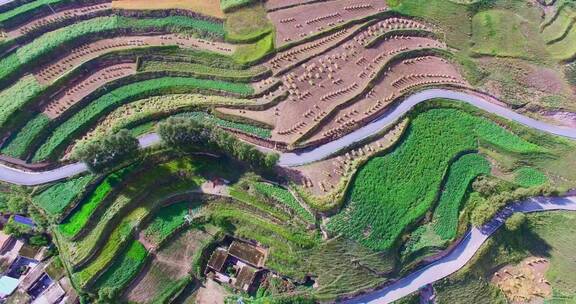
139,60,268,81
33,174,94,216
33,77,254,161
220,0,255,12
233,33,275,65
1,114,50,159
433,153,490,240
471,10,537,58
0,76,44,129
142,202,196,245
513,167,548,187
387,0,471,49
224,3,274,42
327,107,543,250
92,240,148,292
0,15,225,84
0,0,63,25
253,182,314,223
180,112,271,138
58,165,135,238
118,16,225,35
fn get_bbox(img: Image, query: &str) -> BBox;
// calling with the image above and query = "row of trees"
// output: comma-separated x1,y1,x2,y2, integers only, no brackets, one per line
157,117,279,171
73,118,279,172
73,130,139,172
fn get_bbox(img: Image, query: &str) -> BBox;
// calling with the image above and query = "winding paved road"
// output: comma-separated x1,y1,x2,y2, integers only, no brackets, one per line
1,89,575,185
343,195,576,304
0,88,574,302
278,89,576,166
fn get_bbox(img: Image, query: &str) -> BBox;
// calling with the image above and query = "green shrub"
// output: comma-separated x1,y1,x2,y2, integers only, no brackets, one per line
58,165,136,238
514,167,548,187
253,182,314,223
327,107,543,250
33,77,253,161
73,129,139,172
432,154,490,240
33,175,94,216
0,75,44,129
566,62,576,85
92,240,148,291
1,113,50,158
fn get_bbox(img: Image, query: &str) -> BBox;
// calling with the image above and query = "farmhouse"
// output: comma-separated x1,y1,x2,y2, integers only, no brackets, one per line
205,239,268,294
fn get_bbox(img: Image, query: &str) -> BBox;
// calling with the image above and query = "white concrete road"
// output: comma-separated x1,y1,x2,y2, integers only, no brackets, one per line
343,195,576,304
1,89,574,185
278,89,576,166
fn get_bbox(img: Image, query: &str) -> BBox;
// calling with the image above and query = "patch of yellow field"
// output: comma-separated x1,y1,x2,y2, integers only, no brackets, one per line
111,0,225,18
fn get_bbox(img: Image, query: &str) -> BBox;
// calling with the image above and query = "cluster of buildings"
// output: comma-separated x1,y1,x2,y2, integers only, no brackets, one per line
0,231,76,304
205,239,269,294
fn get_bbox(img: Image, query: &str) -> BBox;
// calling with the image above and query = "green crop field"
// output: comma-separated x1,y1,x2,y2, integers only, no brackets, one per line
253,182,315,223
0,0,574,302
220,0,255,12
33,174,94,216
0,0,64,25
513,167,549,187
1,114,50,159
58,165,136,238
141,201,199,245
432,153,490,240
0,76,44,129
0,15,224,85
328,107,544,250
32,77,254,161
139,60,268,81
92,240,148,292
181,112,272,138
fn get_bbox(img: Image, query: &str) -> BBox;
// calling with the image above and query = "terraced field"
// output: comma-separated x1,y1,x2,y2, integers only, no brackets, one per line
0,0,573,303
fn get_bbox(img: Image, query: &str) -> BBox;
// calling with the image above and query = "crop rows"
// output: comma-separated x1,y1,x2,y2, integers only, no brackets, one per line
181,112,272,139
253,182,314,223
432,153,490,240
58,165,136,238
75,94,252,148
33,174,95,216
327,107,543,250
33,77,254,162
91,240,148,293
1,113,49,158
0,15,224,86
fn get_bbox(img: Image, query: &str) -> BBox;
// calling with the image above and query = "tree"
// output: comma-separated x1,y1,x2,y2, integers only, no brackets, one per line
73,130,139,172
505,213,526,231
157,117,206,149
158,117,280,170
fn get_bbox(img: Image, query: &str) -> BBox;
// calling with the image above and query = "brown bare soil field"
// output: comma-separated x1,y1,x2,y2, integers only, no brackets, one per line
491,257,552,304
267,22,368,76
216,17,457,147
5,3,111,39
125,228,212,304
268,0,387,47
303,55,466,144
287,119,407,196
42,62,137,118
111,0,224,19
265,0,333,12
33,34,235,84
